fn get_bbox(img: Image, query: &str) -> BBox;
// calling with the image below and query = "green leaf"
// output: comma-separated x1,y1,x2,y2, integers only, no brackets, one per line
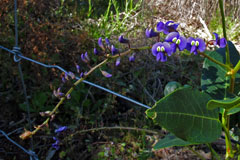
33,92,48,107
19,103,35,112
154,134,197,150
201,41,240,100
207,96,240,110
146,88,221,143
220,107,240,115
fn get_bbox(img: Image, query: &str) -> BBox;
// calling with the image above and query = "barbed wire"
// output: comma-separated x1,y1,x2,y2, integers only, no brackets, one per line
0,130,38,160
0,45,151,109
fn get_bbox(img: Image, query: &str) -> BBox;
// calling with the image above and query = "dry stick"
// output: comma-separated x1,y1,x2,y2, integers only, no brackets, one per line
63,126,162,142
198,15,212,40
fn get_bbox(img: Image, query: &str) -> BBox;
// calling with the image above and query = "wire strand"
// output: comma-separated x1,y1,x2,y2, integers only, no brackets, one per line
0,45,151,109
0,130,38,160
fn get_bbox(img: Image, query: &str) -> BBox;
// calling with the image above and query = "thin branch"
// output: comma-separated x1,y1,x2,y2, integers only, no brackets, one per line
199,52,231,71
63,126,162,142
20,46,151,139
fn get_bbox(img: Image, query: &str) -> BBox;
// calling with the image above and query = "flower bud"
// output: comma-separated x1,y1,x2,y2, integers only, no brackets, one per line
105,38,111,46
101,70,112,78
94,48,99,55
76,64,80,73
129,53,136,62
68,72,75,79
98,37,104,50
146,29,158,38
115,57,121,66
111,45,119,55
118,35,129,43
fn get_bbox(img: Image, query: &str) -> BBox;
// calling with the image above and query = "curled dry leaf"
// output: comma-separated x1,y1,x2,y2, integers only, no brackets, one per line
19,130,32,140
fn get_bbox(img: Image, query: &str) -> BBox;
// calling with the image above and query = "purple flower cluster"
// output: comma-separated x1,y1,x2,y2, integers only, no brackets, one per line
55,21,227,88
93,35,131,77
53,20,227,100
53,87,64,98
157,21,179,34
52,137,60,150
149,21,227,62
52,126,68,150
213,32,227,48
81,52,90,63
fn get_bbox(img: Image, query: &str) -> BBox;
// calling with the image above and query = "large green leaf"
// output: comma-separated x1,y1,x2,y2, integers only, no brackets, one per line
154,134,196,150
201,41,240,100
207,96,240,110
146,88,221,143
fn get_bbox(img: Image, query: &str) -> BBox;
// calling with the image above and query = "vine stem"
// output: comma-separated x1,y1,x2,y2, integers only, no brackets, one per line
222,109,234,159
19,46,150,139
218,0,235,158
198,52,231,71
219,0,230,66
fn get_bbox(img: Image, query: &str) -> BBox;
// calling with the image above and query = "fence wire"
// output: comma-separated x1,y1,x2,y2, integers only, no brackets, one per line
0,130,38,160
0,45,151,110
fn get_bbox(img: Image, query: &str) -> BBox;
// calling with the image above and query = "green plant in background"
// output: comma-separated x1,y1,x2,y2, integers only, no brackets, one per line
19,91,54,113
85,0,143,38
87,0,92,18
209,9,240,41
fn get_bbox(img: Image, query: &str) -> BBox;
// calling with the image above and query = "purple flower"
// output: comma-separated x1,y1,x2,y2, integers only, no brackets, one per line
213,32,227,48
81,53,86,63
145,29,158,38
101,70,112,78
105,38,111,46
105,38,111,50
157,21,179,34
98,37,104,50
186,37,206,55
85,52,90,61
111,45,119,55
68,72,75,79
76,64,80,73
118,35,129,43
53,88,64,98
61,76,66,83
64,72,69,80
52,137,60,150
152,42,172,62
129,53,136,62
94,48,99,55
115,58,121,66
80,72,84,78
81,52,90,63
55,126,68,134
66,94,71,99
165,32,187,53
